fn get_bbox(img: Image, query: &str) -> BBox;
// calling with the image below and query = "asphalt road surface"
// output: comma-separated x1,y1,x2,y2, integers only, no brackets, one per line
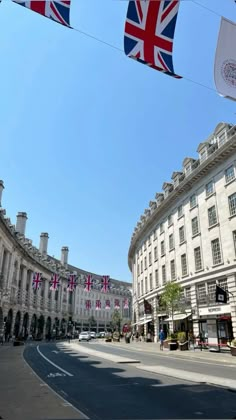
24,342,236,420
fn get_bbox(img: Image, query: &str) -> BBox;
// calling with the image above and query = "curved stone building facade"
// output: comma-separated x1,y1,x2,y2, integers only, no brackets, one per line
0,183,131,340
128,123,236,347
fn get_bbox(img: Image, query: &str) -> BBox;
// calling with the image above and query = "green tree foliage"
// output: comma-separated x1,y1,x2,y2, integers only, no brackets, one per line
161,282,183,333
111,310,122,332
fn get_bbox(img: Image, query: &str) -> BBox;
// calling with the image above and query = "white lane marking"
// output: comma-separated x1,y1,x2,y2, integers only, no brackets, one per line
37,345,73,377
47,372,66,378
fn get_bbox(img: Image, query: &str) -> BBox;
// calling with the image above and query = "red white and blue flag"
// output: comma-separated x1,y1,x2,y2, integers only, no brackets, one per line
50,273,60,291
96,300,101,310
85,300,91,310
84,274,93,292
13,1,71,27
105,299,110,310
115,299,120,309
32,272,42,290
124,298,129,309
101,275,110,293
124,0,181,78
67,274,77,291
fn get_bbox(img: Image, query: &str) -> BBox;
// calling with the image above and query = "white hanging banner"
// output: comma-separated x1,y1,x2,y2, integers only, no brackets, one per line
214,17,236,101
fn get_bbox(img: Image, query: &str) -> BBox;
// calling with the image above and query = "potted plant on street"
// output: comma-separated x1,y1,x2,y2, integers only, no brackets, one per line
112,331,120,342
161,282,183,351
178,331,188,351
168,333,178,351
229,339,236,356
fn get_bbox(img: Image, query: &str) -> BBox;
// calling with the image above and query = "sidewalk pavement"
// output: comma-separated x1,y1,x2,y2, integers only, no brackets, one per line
0,344,85,420
102,339,236,365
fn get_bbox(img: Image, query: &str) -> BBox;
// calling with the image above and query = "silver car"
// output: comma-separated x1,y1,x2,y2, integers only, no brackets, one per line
79,331,91,342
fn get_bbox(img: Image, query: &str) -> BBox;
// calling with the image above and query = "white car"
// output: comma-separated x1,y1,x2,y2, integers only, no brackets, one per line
79,331,91,342
89,332,96,339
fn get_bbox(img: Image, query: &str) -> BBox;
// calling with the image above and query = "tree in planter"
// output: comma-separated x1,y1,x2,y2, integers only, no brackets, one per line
111,310,122,337
161,282,183,337
88,316,96,331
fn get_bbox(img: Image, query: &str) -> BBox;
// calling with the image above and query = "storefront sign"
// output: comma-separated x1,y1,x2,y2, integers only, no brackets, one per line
199,304,230,316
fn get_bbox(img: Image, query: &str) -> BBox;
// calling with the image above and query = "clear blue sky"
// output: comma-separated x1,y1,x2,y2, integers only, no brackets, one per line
0,0,235,282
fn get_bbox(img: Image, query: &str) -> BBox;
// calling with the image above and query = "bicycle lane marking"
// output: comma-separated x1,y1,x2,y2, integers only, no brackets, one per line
37,345,73,377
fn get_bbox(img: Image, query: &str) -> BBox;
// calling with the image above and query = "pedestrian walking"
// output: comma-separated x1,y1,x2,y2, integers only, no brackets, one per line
159,329,165,351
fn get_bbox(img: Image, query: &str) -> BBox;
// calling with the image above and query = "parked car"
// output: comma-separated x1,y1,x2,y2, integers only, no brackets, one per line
95,332,101,338
79,331,91,342
100,331,106,338
89,332,96,339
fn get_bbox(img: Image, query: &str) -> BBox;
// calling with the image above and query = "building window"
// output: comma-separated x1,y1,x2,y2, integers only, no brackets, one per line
185,163,191,176
155,269,159,287
148,236,151,246
206,180,214,197
161,240,165,256
144,242,147,251
154,229,157,240
168,214,173,226
141,261,143,273
229,193,236,216
149,252,152,266
225,165,235,184
194,247,202,271
200,149,207,162
185,287,191,301
190,194,197,209
141,279,144,294
233,231,236,256
145,277,148,292
154,246,158,261
170,260,176,281
197,283,207,305
137,264,140,276
169,233,174,250
218,131,226,147
138,283,140,297
160,223,164,234
144,256,147,270
179,226,185,244
207,281,216,302
149,273,153,290
178,205,183,218
191,216,199,236
208,205,217,227
211,238,222,265
181,254,188,276
162,265,166,285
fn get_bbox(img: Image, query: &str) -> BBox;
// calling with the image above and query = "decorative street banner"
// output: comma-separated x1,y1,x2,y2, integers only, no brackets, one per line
101,275,110,293
96,300,101,310
214,17,236,101
123,298,129,309
85,300,91,309
114,299,120,309
215,285,228,304
105,299,110,310
84,274,93,292
13,1,71,27
32,272,42,290
124,0,181,78
67,274,77,291
50,273,60,291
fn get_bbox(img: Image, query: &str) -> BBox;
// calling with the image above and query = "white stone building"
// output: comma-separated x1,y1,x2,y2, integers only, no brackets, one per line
128,122,236,349
0,183,131,340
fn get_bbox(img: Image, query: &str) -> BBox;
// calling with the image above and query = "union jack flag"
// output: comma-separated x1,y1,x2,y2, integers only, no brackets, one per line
67,274,77,291
32,272,42,290
124,0,181,78
105,299,110,310
115,299,120,309
101,275,110,293
84,274,93,292
95,300,101,310
85,300,91,310
50,273,60,291
124,298,129,309
13,1,71,27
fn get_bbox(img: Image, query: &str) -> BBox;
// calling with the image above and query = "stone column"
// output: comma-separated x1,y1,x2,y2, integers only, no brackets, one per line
22,267,28,308
228,274,236,339
153,298,159,343
190,284,199,338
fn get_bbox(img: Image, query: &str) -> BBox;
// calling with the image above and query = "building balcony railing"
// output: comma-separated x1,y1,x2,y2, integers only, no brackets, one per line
197,296,225,307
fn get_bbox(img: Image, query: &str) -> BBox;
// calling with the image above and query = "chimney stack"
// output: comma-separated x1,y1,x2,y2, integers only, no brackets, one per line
39,233,49,255
0,180,4,206
61,246,69,266
16,212,27,235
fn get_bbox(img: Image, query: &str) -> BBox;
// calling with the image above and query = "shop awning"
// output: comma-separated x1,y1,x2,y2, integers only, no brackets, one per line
139,318,152,325
166,314,190,322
